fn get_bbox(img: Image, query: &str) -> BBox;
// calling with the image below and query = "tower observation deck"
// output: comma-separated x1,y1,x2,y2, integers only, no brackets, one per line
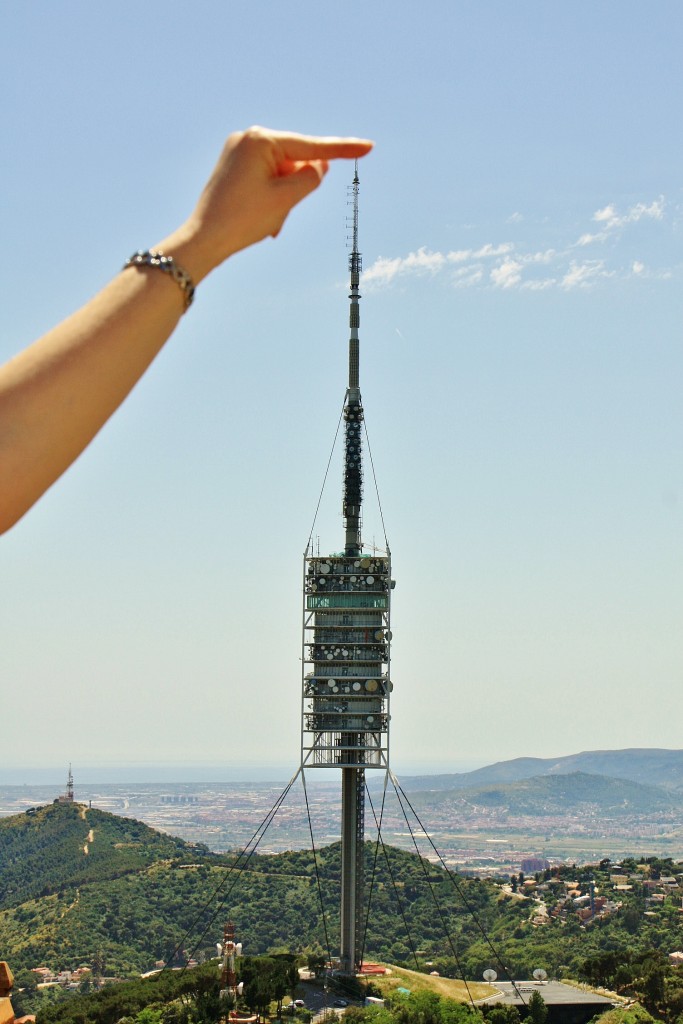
301,167,393,975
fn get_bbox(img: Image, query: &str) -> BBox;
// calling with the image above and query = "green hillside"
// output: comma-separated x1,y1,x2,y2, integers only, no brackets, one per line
0,802,201,911
0,804,498,976
5,803,683,1023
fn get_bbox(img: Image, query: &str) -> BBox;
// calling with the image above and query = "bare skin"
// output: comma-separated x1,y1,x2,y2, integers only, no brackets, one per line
0,127,373,534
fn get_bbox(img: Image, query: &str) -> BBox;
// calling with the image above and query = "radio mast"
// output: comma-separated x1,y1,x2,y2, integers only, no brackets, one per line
301,165,393,975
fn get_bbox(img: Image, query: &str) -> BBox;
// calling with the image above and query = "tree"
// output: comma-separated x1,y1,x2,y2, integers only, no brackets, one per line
306,953,327,977
483,1006,521,1024
622,906,642,934
526,991,547,1024
642,968,665,1011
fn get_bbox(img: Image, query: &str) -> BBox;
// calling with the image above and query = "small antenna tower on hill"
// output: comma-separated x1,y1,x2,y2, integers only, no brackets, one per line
57,764,75,803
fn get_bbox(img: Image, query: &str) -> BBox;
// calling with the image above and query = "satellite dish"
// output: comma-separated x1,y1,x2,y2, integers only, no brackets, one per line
533,969,547,982
321,563,331,574
367,575,375,585
353,682,361,691
366,680,378,692
483,969,497,983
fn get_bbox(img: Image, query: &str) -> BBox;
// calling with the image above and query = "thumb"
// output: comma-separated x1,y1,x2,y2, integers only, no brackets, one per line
275,161,329,209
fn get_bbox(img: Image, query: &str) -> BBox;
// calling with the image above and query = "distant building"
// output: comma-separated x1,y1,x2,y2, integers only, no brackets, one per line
521,857,551,873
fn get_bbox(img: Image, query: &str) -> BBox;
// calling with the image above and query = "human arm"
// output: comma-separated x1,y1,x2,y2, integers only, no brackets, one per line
0,127,373,534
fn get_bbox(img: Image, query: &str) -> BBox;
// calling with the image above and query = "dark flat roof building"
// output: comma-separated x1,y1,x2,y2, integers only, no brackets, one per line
481,981,616,1024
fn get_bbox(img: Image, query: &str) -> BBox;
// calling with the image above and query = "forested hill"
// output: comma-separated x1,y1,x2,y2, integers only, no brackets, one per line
1,802,492,976
5,799,683,1023
0,802,201,910
400,748,683,793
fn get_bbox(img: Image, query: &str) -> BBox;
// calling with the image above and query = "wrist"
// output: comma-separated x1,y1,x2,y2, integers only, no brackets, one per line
152,217,224,287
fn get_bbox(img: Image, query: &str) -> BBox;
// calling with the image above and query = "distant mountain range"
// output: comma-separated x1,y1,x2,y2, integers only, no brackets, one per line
406,770,683,817
400,748,683,793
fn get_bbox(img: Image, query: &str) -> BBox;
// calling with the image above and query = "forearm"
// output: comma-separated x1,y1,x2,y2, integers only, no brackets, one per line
0,246,191,534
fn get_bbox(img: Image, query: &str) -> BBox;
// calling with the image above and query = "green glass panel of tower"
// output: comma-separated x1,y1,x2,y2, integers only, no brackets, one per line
307,594,388,610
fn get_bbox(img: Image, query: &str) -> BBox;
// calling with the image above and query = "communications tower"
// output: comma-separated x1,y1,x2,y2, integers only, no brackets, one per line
301,166,393,975
218,921,243,1005
57,764,74,803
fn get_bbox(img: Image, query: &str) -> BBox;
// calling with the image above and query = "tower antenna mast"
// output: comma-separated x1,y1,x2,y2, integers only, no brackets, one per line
301,165,394,975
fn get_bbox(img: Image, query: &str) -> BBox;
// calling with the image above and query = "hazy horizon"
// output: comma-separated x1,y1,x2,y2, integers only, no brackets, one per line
0,757,491,787
4,746,683,788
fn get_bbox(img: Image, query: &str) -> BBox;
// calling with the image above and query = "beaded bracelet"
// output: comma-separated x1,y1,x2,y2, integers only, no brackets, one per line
123,250,195,311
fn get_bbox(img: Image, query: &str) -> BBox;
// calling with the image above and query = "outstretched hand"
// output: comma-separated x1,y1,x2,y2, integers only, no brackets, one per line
177,127,374,281
0,125,373,534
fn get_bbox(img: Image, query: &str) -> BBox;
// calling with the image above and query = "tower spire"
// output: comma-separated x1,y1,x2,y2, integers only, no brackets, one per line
344,162,363,557
348,161,361,393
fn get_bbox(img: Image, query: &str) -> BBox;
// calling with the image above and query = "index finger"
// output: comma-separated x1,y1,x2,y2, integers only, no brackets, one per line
255,127,374,161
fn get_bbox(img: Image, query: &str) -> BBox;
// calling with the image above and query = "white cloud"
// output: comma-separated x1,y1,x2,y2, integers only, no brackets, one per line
625,197,665,223
592,197,664,231
594,204,618,225
522,249,556,265
507,211,524,224
491,258,523,289
561,260,610,290
443,243,513,264
576,231,605,247
451,265,484,288
362,247,446,286
361,194,671,293
472,242,515,259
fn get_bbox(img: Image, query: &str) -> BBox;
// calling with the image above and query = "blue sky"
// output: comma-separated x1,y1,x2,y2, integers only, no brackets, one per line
1,2,682,779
